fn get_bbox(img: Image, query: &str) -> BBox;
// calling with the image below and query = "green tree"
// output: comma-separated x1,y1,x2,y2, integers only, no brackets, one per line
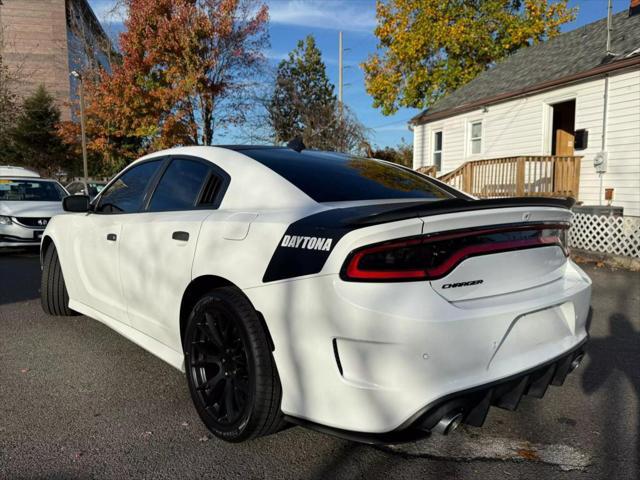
268,35,368,152
363,0,576,115
11,85,68,175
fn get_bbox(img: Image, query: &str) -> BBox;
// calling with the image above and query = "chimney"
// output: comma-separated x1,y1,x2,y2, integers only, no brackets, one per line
631,0,640,16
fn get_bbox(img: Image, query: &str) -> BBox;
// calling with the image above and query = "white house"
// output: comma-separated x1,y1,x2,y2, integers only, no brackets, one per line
411,8,640,218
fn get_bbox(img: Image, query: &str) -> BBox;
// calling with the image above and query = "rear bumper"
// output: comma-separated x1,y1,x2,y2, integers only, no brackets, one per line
285,337,587,444
406,336,587,431
247,260,592,434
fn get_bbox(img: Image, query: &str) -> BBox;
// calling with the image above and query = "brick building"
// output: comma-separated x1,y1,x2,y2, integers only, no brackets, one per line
0,0,113,121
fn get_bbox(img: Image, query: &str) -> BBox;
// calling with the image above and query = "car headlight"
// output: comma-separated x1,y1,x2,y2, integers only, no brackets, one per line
0,216,12,225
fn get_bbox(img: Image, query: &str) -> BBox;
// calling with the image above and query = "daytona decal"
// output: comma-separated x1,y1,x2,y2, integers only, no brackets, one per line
281,235,333,251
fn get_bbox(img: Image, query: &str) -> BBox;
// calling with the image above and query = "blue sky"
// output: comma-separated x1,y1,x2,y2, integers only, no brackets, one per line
89,0,630,148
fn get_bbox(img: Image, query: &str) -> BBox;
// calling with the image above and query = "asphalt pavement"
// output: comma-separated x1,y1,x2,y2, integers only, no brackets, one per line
1,248,639,479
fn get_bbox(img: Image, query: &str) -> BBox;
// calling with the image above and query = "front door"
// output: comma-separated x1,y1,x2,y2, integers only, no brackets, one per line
551,100,576,156
69,214,124,321
73,158,165,322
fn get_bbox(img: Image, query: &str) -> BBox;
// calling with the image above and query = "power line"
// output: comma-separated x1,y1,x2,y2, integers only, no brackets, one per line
368,116,415,129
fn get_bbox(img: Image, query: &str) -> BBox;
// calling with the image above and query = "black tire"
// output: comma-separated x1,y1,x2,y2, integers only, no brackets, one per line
40,244,76,316
184,286,285,442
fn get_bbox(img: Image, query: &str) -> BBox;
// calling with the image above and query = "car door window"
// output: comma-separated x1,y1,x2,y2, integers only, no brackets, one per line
96,160,163,213
148,159,211,212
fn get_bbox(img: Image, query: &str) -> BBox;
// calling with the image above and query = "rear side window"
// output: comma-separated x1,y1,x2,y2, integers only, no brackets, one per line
245,149,454,203
97,160,162,213
148,159,210,212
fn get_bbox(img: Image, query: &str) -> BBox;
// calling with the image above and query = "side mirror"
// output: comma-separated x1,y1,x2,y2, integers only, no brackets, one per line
63,195,90,212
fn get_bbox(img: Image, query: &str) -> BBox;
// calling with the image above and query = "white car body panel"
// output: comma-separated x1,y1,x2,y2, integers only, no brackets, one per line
119,210,212,349
42,146,592,435
243,262,589,432
63,214,125,321
0,201,63,218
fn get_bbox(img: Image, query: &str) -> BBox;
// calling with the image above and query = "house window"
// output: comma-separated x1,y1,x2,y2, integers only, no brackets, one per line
432,130,443,171
470,121,482,154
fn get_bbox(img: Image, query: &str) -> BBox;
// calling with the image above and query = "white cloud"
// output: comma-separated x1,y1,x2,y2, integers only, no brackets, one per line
265,50,289,61
268,1,376,32
90,1,377,32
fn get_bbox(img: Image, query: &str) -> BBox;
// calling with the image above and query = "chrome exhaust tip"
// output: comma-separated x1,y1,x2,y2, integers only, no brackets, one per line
569,353,585,372
433,412,464,435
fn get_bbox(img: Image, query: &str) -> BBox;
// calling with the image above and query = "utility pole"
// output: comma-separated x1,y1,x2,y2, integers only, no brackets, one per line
71,71,88,184
338,31,343,114
606,0,613,55
338,31,344,151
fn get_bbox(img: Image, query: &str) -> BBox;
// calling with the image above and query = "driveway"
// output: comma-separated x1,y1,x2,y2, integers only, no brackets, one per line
0,249,638,479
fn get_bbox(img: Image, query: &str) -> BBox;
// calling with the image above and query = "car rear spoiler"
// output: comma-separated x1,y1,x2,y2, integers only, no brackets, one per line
341,197,576,227
264,197,575,282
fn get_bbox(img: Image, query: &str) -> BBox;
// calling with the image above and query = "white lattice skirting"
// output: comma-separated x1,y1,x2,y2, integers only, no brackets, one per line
569,214,640,258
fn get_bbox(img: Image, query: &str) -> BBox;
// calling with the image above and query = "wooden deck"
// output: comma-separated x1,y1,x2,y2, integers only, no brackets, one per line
436,156,582,199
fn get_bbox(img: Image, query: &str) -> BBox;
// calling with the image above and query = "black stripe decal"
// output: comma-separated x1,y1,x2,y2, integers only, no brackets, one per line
261,197,573,283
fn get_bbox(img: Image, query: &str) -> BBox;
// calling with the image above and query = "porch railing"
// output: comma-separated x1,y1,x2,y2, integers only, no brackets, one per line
437,156,582,199
416,165,437,177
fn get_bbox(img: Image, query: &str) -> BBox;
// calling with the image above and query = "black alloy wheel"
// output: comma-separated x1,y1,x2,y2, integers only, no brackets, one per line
189,307,252,427
184,287,284,442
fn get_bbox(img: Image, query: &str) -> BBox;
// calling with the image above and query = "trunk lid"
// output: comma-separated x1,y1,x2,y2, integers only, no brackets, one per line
335,198,573,301
419,204,572,302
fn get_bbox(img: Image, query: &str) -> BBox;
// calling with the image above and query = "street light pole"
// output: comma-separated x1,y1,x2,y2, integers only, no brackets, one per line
71,71,88,184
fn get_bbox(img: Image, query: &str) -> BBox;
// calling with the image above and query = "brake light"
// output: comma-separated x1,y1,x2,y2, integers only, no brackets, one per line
341,223,570,282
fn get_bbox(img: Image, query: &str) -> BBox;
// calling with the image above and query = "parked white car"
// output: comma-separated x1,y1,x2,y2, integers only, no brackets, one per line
0,167,67,248
39,146,591,444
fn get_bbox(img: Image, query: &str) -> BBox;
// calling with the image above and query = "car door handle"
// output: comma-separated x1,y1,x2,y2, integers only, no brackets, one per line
106,233,117,242
172,231,189,242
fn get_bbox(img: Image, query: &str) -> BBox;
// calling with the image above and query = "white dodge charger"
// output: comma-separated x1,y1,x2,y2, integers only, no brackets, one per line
40,146,591,444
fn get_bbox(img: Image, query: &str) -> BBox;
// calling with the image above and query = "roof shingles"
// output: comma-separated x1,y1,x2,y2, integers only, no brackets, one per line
412,10,640,125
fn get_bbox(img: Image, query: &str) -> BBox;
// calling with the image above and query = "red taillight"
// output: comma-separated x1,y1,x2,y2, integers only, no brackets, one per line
341,223,570,282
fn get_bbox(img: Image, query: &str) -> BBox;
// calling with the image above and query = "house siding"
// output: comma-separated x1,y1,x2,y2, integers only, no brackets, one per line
413,67,640,217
